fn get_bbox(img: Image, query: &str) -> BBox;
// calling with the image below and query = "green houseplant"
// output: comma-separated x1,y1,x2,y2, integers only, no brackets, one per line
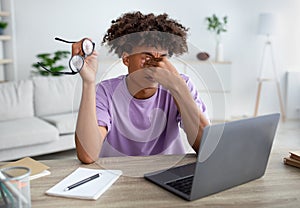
32,50,70,76
0,21,8,35
205,14,228,62
205,14,228,35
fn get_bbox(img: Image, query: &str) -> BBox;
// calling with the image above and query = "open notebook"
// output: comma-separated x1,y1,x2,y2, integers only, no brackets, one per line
46,167,122,200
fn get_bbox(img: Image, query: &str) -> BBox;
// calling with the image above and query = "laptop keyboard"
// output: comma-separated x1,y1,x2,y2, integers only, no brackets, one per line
165,175,194,195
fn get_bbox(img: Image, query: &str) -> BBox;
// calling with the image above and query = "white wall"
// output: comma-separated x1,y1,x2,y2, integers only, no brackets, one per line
13,0,300,118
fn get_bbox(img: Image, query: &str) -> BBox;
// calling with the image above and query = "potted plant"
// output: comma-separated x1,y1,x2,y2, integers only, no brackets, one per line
0,21,8,35
205,14,228,62
32,50,70,76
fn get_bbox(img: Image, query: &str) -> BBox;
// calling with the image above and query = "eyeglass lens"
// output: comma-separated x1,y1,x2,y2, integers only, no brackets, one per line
82,39,94,56
69,55,84,72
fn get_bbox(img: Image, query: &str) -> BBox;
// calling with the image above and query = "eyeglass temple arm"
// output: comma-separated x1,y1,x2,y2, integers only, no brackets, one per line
55,37,76,44
37,62,77,75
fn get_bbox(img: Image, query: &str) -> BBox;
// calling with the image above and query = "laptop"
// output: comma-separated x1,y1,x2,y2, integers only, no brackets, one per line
144,113,280,201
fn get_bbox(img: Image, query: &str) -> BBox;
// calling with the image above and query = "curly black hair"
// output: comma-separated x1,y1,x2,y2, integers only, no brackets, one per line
102,11,189,57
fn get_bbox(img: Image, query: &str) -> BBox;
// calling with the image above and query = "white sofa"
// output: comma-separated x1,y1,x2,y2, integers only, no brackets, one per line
0,76,81,161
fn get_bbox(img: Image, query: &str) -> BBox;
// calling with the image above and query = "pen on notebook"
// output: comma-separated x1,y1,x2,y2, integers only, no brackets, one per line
64,173,101,191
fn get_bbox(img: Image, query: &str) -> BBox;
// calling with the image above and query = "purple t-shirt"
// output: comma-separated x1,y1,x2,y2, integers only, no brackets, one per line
96,74,208,157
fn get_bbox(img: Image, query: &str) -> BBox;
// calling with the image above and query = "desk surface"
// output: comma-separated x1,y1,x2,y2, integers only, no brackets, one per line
29,149,300,207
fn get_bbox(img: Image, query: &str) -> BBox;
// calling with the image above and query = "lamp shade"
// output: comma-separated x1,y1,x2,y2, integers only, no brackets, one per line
257,13,276,36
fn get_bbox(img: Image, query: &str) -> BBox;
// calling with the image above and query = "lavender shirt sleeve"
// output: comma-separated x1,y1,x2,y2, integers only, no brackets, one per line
95,83,112,132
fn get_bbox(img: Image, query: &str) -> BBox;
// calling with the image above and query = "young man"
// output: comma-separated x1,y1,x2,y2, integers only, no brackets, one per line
74,12,210,164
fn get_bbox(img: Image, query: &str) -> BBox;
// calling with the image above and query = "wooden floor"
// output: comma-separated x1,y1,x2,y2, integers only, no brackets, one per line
32,119,300,161
32,148,77,160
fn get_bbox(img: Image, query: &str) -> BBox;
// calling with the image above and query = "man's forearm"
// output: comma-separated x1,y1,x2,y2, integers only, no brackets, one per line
169,79,209,152
75,82,105,162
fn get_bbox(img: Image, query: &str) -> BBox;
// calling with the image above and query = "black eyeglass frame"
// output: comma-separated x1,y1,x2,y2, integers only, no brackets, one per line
37,37,95,75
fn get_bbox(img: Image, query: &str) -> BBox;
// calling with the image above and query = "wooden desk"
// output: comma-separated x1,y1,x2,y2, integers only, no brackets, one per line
29,150,300,207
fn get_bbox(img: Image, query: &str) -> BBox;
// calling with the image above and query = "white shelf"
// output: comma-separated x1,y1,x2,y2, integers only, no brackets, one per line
172,59,232,121
0,11,10,16
0,58,12,64
0,35,11,40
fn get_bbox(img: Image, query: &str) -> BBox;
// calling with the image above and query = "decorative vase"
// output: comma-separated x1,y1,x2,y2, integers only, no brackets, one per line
215,41,224,62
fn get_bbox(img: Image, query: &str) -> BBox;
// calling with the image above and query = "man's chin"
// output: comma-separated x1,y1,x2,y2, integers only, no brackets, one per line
142,82,159,90
144,83,158,89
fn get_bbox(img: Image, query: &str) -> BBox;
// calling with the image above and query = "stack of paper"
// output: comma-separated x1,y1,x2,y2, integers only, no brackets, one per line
283,151,300,169
0,157,50,180
46,167,122,200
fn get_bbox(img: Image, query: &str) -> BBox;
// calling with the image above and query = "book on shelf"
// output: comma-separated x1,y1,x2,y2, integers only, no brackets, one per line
283,151,300,169
46,167,122,200
0,157,50,180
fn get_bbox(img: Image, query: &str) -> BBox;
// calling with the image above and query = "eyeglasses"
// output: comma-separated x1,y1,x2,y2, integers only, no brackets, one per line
38,37,95,75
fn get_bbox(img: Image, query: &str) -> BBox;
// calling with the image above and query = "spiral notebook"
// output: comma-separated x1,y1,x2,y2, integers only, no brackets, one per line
46,167,122,200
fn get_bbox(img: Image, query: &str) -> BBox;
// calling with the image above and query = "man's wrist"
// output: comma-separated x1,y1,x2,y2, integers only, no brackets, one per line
83,80,96,89
168,75,186,93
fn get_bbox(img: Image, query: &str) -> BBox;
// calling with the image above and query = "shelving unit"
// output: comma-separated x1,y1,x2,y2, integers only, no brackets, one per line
0,0,16,81
172,59,232,121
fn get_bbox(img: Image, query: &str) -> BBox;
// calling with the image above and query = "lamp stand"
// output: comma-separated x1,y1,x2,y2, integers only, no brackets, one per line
254,38,286,121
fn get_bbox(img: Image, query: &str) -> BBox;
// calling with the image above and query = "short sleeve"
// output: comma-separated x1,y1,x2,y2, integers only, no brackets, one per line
95,83,112,132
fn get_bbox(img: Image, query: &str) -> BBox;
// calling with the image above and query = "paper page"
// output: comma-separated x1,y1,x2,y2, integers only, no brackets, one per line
30,170,51,180
290,151,300,157
46,167,122,200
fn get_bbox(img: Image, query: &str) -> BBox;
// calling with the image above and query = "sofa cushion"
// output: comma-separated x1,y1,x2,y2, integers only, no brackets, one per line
32,76,81,117
0,117,59,150
0,80,34,121
41,112,78,135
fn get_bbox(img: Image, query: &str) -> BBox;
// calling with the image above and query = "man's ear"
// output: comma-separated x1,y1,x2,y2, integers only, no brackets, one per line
122,52,130,66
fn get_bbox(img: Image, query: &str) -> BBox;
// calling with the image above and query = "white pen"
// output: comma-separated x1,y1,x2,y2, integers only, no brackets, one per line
64,173,101,191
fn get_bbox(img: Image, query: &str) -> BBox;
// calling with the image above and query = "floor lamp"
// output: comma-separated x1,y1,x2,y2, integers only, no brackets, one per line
254,13,286,121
